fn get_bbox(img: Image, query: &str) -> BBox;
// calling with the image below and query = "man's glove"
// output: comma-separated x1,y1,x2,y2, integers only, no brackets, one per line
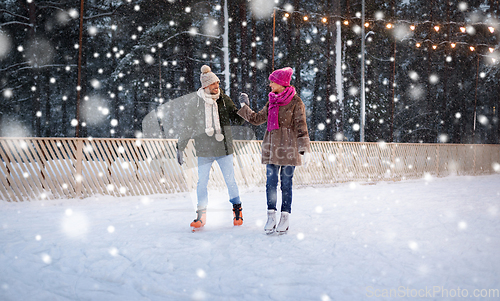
301,152,311,168
176,148,184,165
239,93,250,108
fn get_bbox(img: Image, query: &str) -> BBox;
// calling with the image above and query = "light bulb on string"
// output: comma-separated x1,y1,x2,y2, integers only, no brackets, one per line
272,8,497,53
489,47,495,53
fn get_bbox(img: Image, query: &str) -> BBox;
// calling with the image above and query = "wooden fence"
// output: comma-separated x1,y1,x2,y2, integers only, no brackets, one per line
0,137,499,202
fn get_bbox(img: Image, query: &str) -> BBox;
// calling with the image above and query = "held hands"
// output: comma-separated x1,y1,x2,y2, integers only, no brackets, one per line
239,93,249,108
301,152,311,168
176,148,184,165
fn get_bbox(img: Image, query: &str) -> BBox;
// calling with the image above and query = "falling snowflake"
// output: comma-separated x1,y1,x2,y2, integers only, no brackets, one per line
251,0,274,19
0,31,12,59
478,115,488,125
429,74,439,84
458,2,468,11
41,253,52,264
408,241,418,251
408,71,419,81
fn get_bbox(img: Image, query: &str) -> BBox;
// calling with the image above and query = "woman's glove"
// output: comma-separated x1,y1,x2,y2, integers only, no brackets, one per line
176,149,184,165
301,152,311,167
239,93,249,108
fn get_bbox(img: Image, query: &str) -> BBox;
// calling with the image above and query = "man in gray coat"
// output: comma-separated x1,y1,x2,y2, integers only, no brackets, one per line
177,65,245,230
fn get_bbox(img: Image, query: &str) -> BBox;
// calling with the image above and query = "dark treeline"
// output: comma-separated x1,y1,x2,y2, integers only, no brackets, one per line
1,0,499,143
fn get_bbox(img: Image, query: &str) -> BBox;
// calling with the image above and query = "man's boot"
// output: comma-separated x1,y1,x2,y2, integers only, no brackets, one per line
233,204,243,226
190,208,206,228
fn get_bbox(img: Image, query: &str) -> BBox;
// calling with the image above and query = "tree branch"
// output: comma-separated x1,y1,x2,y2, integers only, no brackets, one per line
0,62,31,72
0,9,29,20
0,21,33,28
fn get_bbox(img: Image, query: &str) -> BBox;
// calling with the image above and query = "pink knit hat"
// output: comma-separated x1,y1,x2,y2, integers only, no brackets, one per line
269,67,293,87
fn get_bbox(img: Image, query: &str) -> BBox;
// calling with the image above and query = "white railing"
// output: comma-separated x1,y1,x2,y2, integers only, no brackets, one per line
0,137,499,202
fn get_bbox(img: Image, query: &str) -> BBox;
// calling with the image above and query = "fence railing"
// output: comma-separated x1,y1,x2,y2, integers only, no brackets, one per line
0,137,499,202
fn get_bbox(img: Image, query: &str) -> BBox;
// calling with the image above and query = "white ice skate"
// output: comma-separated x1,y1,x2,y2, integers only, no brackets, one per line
264,209,276,234
276,212,289,234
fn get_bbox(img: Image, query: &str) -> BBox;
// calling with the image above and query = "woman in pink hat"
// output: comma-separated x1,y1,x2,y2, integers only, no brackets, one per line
238,67,311,234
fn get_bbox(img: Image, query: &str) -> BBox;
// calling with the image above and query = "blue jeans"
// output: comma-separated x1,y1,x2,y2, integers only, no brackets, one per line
197,154,241,209
266,164,295,214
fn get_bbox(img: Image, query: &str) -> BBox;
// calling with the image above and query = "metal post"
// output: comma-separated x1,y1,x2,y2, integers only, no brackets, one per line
272,9,276,71
76,0,85,137
360,0,366,142
223,0,230,95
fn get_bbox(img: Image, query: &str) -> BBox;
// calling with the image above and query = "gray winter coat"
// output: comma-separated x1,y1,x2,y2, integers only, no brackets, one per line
177,90,245,157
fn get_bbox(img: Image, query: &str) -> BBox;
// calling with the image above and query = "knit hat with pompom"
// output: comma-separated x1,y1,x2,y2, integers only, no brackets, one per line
200,65,220,88
269,67,293,87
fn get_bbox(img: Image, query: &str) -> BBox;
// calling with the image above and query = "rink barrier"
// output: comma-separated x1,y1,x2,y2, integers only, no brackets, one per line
0,137,499,201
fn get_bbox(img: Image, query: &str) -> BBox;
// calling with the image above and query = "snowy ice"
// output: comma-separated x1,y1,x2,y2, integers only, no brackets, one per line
1,175,499,300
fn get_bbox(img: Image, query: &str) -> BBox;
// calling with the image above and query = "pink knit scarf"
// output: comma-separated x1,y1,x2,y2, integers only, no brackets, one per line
267,86,296,131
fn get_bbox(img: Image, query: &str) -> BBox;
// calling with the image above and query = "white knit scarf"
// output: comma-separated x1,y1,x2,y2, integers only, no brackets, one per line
197,88,224,141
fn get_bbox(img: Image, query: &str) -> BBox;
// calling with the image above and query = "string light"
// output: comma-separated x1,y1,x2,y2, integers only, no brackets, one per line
273,9,499,52
274,8,500,30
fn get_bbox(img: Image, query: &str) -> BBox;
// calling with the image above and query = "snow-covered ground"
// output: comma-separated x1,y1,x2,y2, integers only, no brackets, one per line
1,174,499,301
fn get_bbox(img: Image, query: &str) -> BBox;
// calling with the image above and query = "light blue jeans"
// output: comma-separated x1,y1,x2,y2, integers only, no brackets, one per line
196,154,241,209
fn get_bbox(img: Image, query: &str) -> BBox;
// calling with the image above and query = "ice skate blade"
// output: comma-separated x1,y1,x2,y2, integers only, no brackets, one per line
265,229,275,235
191,227,204,233
277,228,288,235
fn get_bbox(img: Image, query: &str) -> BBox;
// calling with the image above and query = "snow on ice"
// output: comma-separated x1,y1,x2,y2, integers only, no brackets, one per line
0,174,499,300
